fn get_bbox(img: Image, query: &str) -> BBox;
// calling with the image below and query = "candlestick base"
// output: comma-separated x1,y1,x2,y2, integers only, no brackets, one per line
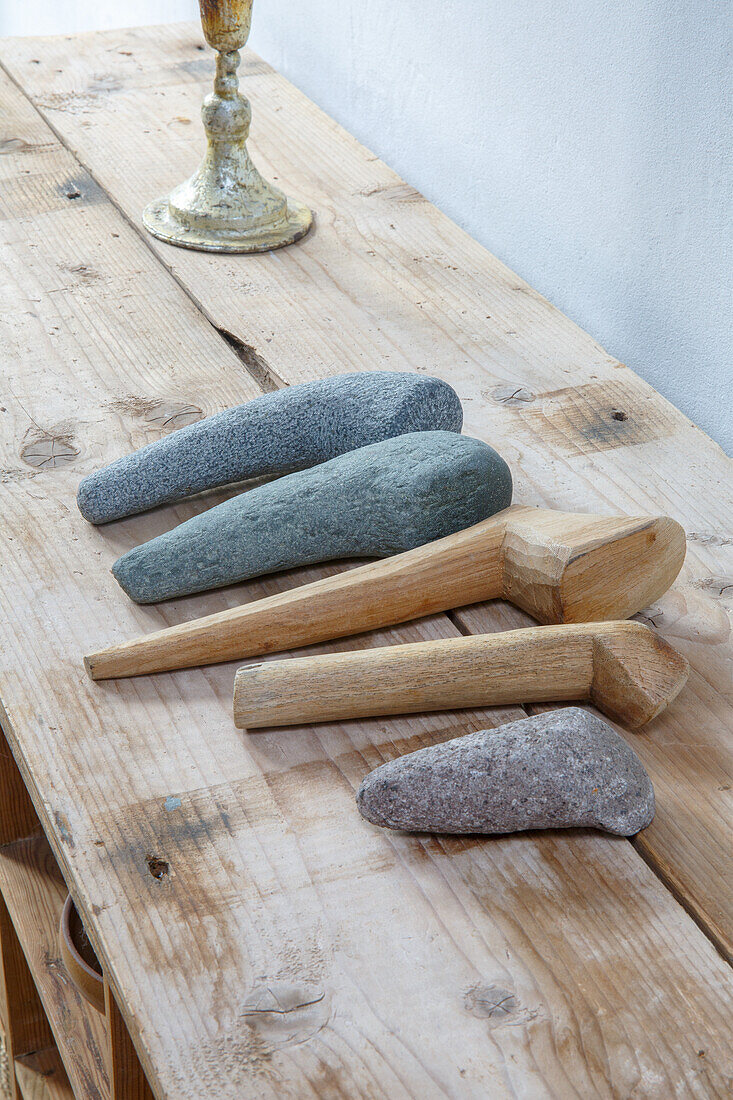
142,195,312,254
142,43,312,254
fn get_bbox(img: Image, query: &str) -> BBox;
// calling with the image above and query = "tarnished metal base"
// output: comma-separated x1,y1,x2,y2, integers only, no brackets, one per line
142,195,312,254
142,6,313,257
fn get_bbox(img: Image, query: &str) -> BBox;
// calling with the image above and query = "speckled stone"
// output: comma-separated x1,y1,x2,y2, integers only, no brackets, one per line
77,371,463,524
112,430,512,603
357,708,655,837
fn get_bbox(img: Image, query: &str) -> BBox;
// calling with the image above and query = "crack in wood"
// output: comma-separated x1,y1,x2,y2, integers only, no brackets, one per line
215,327,286,392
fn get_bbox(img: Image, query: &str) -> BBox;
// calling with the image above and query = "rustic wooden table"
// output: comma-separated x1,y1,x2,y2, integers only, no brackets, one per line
0,22,731,1100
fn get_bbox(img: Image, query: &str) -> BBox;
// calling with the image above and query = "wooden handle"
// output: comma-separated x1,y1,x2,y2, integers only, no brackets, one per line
85,506,685,680
85,510,509,679
233,621,688,731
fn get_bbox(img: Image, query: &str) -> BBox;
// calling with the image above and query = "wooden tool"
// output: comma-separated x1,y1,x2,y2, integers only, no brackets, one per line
232,621,689,730
85,506,685,680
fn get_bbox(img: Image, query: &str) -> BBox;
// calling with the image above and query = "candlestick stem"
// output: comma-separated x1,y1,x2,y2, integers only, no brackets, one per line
143,5,311,253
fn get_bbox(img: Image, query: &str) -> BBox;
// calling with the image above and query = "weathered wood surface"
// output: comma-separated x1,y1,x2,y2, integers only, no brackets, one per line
1,22,730,958
0,30,732,1100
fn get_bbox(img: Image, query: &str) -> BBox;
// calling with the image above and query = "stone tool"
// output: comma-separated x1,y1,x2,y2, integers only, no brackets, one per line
110,431,512,603
85,506,685,680
356,708,655,836
231,621,689,730
77,371,463,524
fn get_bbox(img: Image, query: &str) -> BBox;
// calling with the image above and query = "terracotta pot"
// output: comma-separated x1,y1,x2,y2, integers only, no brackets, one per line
59,894,104,1013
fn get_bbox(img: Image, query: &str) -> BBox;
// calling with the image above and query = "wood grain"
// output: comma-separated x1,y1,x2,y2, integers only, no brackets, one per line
0,38,731,1100
0,23,728,957
452,597,733,960
14,1048,75,1100
0,752,39,854
85,506,685,679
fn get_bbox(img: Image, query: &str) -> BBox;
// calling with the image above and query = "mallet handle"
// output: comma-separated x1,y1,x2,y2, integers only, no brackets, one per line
234,623,595,728
85,509,511,680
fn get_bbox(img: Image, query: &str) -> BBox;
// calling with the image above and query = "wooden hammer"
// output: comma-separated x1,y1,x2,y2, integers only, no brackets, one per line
232,621,689,730
85,506,685,680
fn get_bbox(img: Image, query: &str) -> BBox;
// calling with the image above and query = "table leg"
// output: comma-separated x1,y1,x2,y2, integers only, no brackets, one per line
0,721,53,1099
105,984,155,1100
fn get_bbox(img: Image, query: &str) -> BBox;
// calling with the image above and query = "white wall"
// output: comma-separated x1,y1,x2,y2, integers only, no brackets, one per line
3,2,731,452
0,1,198,37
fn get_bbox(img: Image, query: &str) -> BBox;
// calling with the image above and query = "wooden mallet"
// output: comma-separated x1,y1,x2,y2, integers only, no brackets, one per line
232,621,689,730
85,506,685,680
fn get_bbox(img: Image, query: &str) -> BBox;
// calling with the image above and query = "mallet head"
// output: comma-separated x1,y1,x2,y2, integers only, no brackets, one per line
502,510,686,624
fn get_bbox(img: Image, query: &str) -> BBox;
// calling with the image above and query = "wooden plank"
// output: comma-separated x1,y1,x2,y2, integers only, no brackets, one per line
0,48,731,1100
2,21,729,953
0,729,40,850
0,721,50,1100
104,988,153,1100
1,1029,10,1100
15,1049,74,1100
0,837,109,1100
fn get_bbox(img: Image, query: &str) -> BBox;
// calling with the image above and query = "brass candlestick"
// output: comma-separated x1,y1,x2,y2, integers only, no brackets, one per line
143,0,312,253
